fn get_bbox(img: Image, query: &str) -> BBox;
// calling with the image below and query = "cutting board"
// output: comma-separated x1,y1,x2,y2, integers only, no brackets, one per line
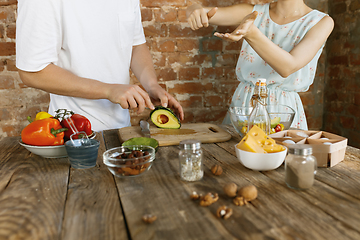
118,123,232,147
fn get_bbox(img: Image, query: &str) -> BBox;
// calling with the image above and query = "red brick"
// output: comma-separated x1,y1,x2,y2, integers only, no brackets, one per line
143,24,167,38
178,67,200,80
0,59,4,71
178,96,203,108
224,41,243,51
169,24,215,38
6,23,15,39
0,42,15,56
202,67,224,80
329,55,348,66
176,39,199,51
154,8,177,22
194,108,227,123
0,10,7,20
215,54,237,67
177,9,187,22
202,39,223,52
205,95,224,107
156,68,177,81
155,39,176,52
141,8,153,22
168,82,213,94
0,75,14,89
0,25,4,38
340,116,355,129
349,53,360,65
347,104,360,118
168,52,211,66
5,58,17,71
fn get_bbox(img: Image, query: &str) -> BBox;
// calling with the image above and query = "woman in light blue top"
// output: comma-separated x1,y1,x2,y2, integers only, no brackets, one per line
186,0,334,130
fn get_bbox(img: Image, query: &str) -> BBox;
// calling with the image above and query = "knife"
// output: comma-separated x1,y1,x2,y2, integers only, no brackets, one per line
140,120,151,138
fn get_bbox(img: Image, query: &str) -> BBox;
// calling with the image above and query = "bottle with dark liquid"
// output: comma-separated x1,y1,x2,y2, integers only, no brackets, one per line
248,78,271,134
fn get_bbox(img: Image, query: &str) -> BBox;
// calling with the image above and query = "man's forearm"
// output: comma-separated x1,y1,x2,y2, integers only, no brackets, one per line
19,64,111,100
130,43,159,91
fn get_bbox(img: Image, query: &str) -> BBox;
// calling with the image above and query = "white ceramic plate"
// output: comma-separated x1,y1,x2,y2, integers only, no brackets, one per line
19,131,96,158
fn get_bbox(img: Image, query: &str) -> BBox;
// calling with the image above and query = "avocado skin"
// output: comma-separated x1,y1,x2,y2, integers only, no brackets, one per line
150,106,181,129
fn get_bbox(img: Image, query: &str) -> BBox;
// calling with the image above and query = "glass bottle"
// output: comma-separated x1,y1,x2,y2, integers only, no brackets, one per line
248,78,271,134
179,140,203,181
285,144,317,190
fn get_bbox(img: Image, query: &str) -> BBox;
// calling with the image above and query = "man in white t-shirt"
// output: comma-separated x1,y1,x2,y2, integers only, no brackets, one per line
16,0,184,131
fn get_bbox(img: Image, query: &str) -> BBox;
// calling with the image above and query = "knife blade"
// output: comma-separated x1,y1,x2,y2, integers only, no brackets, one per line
140,120,151,138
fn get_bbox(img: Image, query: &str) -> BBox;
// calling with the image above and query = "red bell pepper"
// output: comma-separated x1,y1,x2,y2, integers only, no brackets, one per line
21,118,68,146
55,109,92,140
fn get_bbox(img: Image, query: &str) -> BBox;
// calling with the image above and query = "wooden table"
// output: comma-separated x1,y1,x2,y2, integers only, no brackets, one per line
1,125,360,240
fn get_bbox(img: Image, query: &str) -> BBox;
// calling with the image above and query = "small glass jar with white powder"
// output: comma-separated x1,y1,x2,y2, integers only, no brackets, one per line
179,140,203,181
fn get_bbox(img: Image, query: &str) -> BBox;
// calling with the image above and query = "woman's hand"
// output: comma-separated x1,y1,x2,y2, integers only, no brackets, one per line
214,11,258,42
187,4,217,30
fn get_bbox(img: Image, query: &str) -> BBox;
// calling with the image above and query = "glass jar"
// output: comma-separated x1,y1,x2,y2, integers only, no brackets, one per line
179,140,203,181
285,144,317,190
248,78,271,134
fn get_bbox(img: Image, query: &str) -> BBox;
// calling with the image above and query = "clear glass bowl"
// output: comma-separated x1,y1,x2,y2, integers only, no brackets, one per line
103,145,155,178
229,104,295,138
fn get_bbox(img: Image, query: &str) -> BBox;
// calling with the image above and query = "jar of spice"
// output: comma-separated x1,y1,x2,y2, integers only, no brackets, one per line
179,140,203,181
285,144,317,190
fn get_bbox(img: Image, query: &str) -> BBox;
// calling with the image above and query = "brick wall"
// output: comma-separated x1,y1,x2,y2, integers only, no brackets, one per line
0,0,334,143
324,0,360,148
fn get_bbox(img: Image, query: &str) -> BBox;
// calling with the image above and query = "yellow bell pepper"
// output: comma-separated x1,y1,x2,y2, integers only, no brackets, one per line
35,112,53,121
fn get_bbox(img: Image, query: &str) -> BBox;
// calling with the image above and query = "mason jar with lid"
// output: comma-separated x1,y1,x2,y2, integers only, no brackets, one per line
285,144,317,190
179,139,203,181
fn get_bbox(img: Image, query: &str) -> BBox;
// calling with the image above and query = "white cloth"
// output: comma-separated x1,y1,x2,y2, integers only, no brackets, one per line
223,4,327,130
16,0,146,131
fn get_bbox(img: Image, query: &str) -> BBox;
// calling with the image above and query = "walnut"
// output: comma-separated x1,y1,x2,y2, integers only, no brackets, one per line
142,214,157,224
238,185,258,201
199,192,219,207
211,165,223,176
223,182,238,197
233,196,248,206
216,206,233,219
190,191,201,200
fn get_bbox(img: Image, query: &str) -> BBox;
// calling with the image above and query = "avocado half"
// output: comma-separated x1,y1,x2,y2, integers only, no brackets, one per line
150,106,181,129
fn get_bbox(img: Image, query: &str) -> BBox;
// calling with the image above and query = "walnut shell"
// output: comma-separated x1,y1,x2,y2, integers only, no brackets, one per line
238,185,258,201
223,182,238,197
211,165,223,176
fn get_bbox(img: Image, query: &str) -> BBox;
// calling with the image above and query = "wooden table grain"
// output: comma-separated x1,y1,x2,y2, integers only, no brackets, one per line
0,125,360,240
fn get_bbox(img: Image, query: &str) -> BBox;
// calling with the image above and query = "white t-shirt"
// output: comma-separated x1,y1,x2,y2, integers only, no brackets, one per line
16,0,146,131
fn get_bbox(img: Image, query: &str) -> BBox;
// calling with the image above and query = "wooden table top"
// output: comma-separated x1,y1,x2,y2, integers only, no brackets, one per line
1,125,360,240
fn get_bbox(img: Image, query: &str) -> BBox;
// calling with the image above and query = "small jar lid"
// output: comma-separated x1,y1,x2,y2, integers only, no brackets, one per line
179,139,201,150
288,144,313,155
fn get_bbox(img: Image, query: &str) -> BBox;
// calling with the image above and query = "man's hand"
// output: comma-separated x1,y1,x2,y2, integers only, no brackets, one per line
106,84,155,114
214,11,258,42
147,85,184,121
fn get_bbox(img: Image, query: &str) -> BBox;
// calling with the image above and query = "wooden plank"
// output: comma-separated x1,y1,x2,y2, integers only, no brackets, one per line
61,133,128,240
0,137,69,240
104,127,360,240
118,123,232,146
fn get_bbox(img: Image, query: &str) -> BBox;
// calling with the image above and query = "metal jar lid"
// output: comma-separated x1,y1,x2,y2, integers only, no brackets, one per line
288,144,313,155
179,139,201,150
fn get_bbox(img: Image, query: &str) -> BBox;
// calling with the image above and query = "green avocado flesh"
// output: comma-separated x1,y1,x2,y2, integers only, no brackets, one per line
270,117,281,128
150,106,181,129
122,137,159,151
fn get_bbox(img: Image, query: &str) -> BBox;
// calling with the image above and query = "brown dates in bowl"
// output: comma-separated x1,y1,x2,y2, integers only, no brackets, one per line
103,145,156,178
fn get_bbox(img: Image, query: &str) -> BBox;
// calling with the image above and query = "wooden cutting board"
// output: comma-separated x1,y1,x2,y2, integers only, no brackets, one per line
118,123,232,146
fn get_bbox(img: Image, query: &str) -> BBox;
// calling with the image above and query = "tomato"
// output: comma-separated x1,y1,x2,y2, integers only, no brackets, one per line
274,124,285,132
